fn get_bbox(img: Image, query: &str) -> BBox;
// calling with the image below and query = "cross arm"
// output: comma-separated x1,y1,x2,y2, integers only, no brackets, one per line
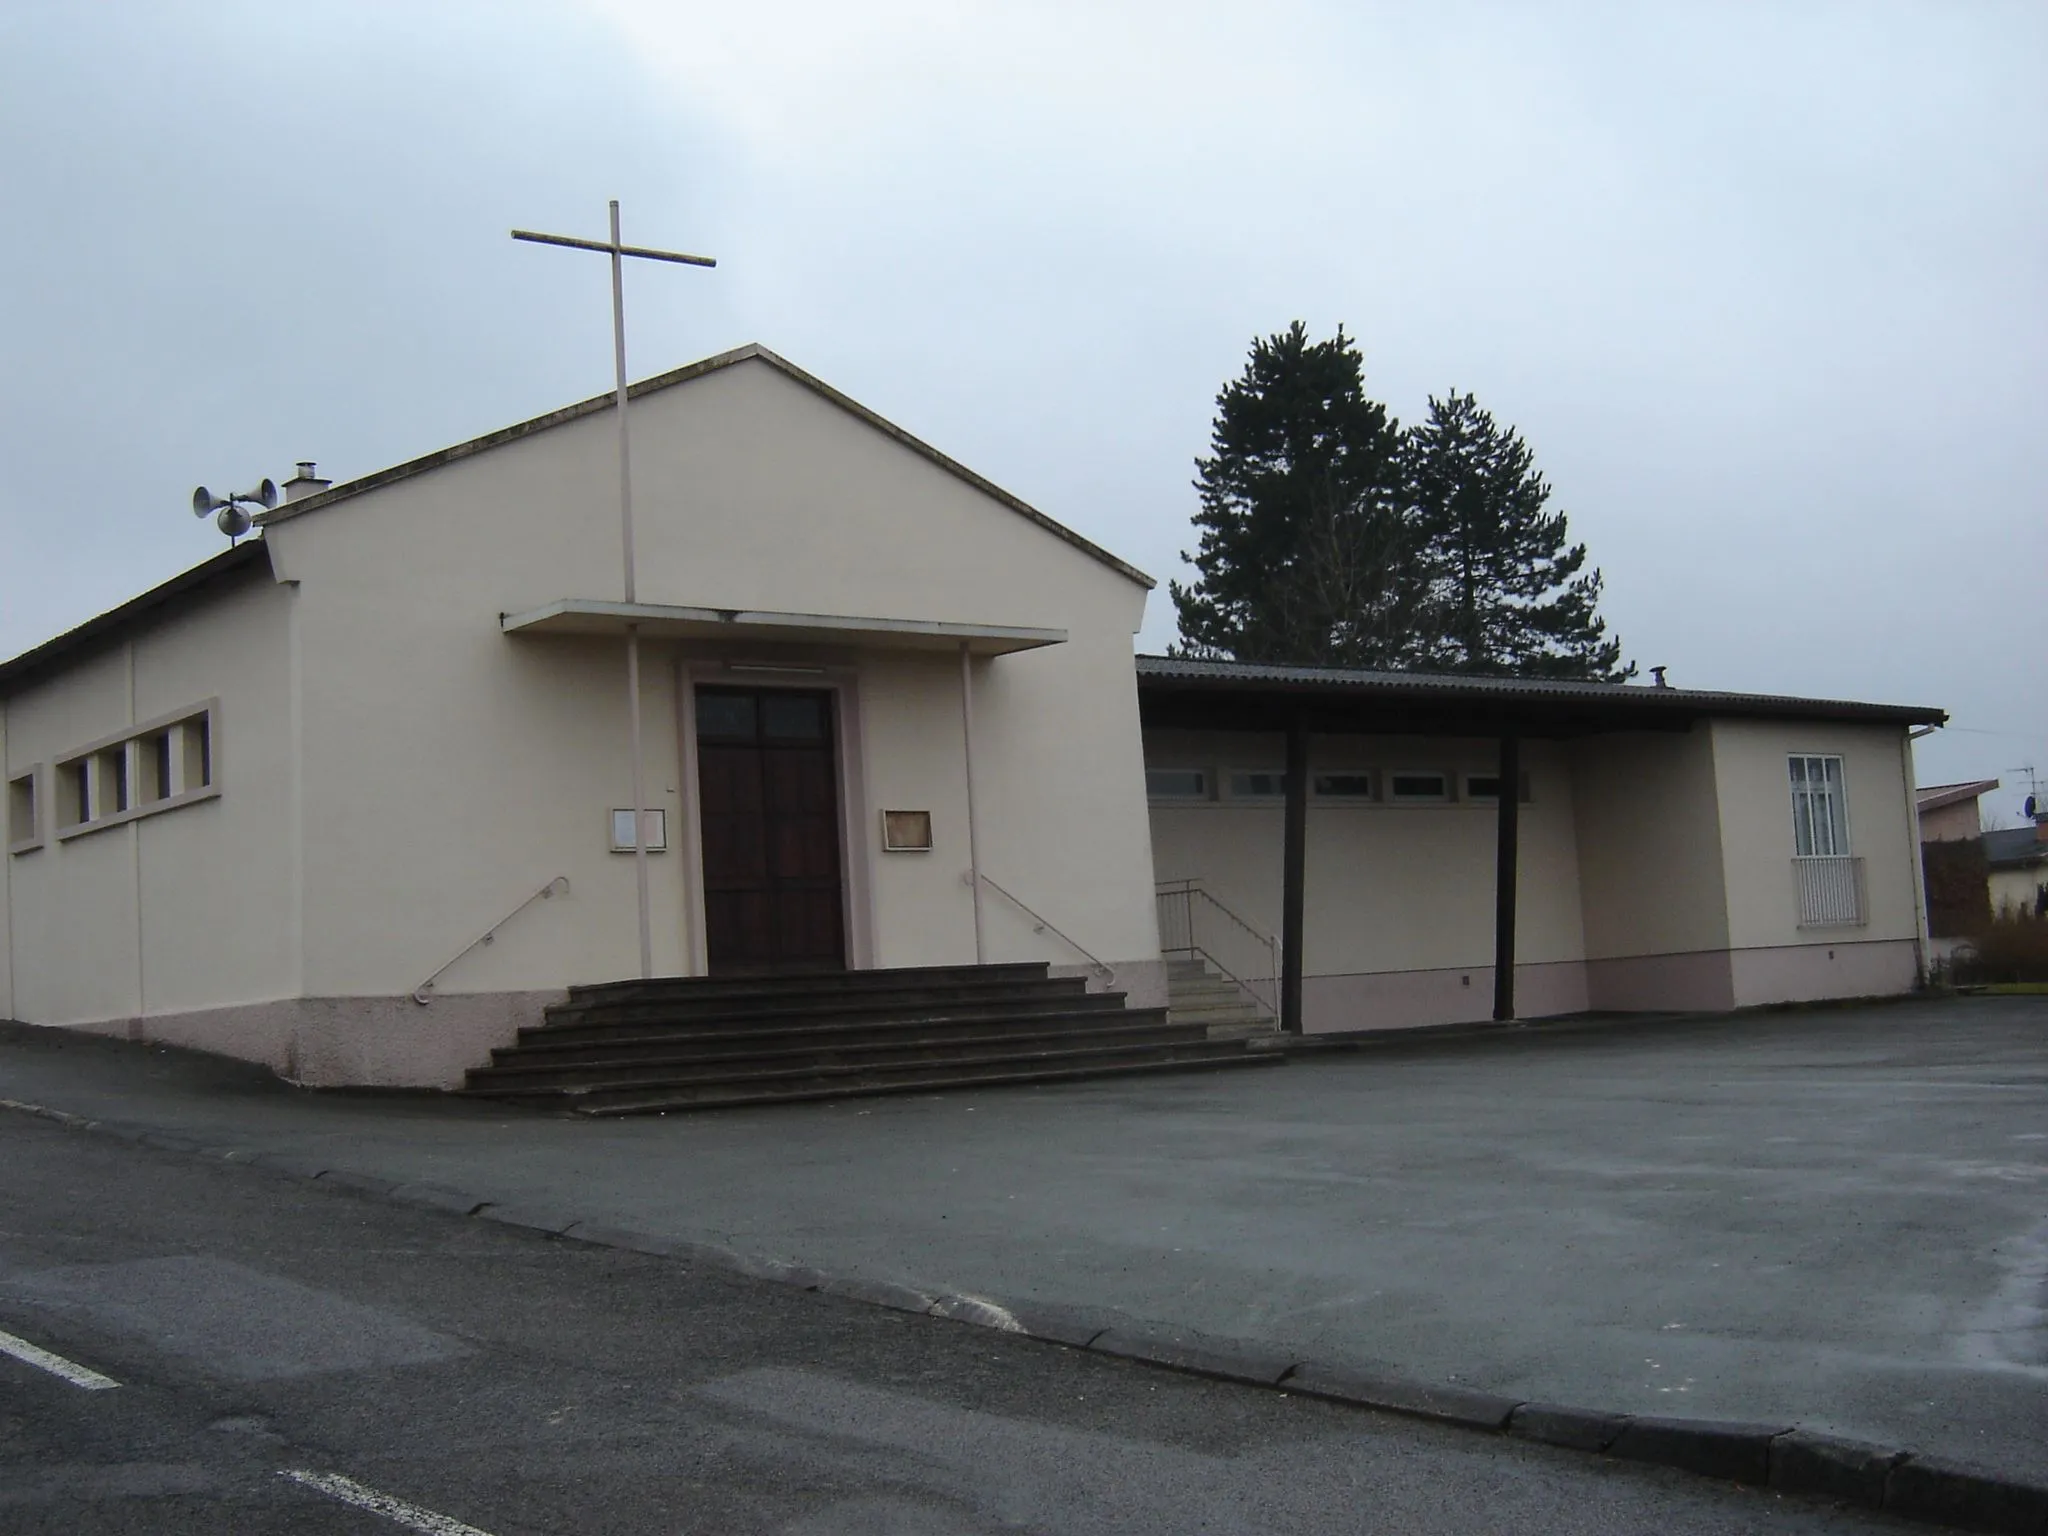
510,229,716,267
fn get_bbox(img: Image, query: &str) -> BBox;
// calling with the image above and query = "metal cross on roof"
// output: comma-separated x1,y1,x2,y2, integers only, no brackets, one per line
513,203,717,979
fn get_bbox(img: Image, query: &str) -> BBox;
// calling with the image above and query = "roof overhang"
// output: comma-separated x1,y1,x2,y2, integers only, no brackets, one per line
1916,779,2001,814
1134,656,1947,739
501,598,1066,656
0,541,272,699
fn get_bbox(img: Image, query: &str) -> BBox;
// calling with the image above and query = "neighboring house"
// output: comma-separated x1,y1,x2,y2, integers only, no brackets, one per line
1984,823,2048,917
0,345,1949,1087
1917,779,1999,842
1916,778,1999,938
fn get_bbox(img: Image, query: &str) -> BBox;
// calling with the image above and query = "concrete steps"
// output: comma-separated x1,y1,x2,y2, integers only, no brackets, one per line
1166,958,1278,1039
464,962,1281,1115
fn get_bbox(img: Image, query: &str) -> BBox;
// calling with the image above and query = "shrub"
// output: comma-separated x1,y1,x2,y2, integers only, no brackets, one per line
1950,912,2048,985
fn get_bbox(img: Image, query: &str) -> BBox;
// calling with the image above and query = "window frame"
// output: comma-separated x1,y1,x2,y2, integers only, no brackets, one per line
48,700,222,845
1144,767,1214,804
1221,767,1288,804
1311,769,1379,804
609,806,669,853
6,766,43,855
1385,769,1453,805
1788,753,1851,859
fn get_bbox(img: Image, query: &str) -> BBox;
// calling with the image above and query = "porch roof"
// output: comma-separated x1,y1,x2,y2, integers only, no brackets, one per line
501,598,1067,656
1135,656,1947,738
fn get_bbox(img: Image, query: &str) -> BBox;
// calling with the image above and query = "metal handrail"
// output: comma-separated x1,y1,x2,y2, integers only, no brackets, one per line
412,876,570,1004
1155,878,1279,1014
976,872,1115,984
1182,942,1276,1015
1156,877,1278,950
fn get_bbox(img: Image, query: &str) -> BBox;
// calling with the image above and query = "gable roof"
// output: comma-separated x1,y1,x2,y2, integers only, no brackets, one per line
1917,779,2000,814
0,540,271,699
257,342,1153,589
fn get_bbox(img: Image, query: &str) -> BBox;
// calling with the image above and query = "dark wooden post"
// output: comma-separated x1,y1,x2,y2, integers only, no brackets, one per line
1492,733,1521,1021
1281,714,1309,1035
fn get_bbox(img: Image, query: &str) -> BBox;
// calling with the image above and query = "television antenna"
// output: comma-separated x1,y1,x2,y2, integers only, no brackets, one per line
191,478,277,542
2007,764,2042,821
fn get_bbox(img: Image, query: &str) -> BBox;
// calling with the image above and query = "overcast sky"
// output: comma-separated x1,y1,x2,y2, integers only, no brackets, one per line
2,2,2042,816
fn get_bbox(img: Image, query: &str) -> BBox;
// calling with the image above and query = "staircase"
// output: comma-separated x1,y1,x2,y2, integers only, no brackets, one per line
1166,957,1279,1040
464,962,1281,1115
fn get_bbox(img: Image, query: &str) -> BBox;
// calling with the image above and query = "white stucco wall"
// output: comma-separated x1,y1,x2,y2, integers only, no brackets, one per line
256,353,1160,1011
1,568,297,1026
1708,717,1922,1004
1989,859,2047,915
1145,730,1585,1029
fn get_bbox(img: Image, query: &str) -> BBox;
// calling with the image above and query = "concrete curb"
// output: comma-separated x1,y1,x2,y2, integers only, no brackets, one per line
7,1093,2045,1536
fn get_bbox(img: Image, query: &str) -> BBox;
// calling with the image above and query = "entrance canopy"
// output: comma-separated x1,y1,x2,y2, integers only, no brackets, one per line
502,599,1066,657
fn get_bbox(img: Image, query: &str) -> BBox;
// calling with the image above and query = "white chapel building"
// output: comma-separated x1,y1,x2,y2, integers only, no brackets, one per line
0,346,1944,1095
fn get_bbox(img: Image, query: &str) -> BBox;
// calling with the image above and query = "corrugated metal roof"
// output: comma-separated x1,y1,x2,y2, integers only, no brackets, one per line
1134,654,1946,727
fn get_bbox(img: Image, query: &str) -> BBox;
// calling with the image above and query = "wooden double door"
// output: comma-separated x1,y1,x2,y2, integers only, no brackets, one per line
695,686,846,974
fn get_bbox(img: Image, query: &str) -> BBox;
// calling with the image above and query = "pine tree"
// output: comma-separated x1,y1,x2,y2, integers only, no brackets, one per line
1169,323,1416,667
1404,391,1630,681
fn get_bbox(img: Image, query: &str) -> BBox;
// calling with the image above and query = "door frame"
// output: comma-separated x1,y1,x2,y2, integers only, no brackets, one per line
674,656,875,976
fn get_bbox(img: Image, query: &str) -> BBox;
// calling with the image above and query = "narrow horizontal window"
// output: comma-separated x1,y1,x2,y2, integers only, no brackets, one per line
1225,769,1287,801
1313,771,1377,801
1145,768,1211,802
46,701,220,841
1388,771,1450,804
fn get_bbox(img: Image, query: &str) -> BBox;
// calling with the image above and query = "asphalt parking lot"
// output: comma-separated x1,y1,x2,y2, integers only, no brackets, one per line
2,1112,1918,1535
2,994,2043,1486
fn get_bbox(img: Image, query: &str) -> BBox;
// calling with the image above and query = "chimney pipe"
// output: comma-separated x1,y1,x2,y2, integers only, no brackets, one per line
283,462,331,503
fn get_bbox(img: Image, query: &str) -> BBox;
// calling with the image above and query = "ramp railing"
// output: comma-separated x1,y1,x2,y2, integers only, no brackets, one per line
1155,878,1278,1014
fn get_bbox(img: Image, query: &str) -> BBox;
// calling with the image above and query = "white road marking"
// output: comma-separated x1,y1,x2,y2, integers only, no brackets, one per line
0,1327,120,1390
280,1470,496,1535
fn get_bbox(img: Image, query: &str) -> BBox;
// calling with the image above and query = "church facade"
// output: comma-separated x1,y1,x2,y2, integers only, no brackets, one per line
0,346,1943,1086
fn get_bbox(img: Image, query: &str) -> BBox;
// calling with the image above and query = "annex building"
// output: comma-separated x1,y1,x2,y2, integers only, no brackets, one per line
0,346,1944,1092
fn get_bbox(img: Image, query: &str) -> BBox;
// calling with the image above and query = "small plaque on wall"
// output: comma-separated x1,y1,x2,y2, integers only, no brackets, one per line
881,810,933,852
610,808,668,852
